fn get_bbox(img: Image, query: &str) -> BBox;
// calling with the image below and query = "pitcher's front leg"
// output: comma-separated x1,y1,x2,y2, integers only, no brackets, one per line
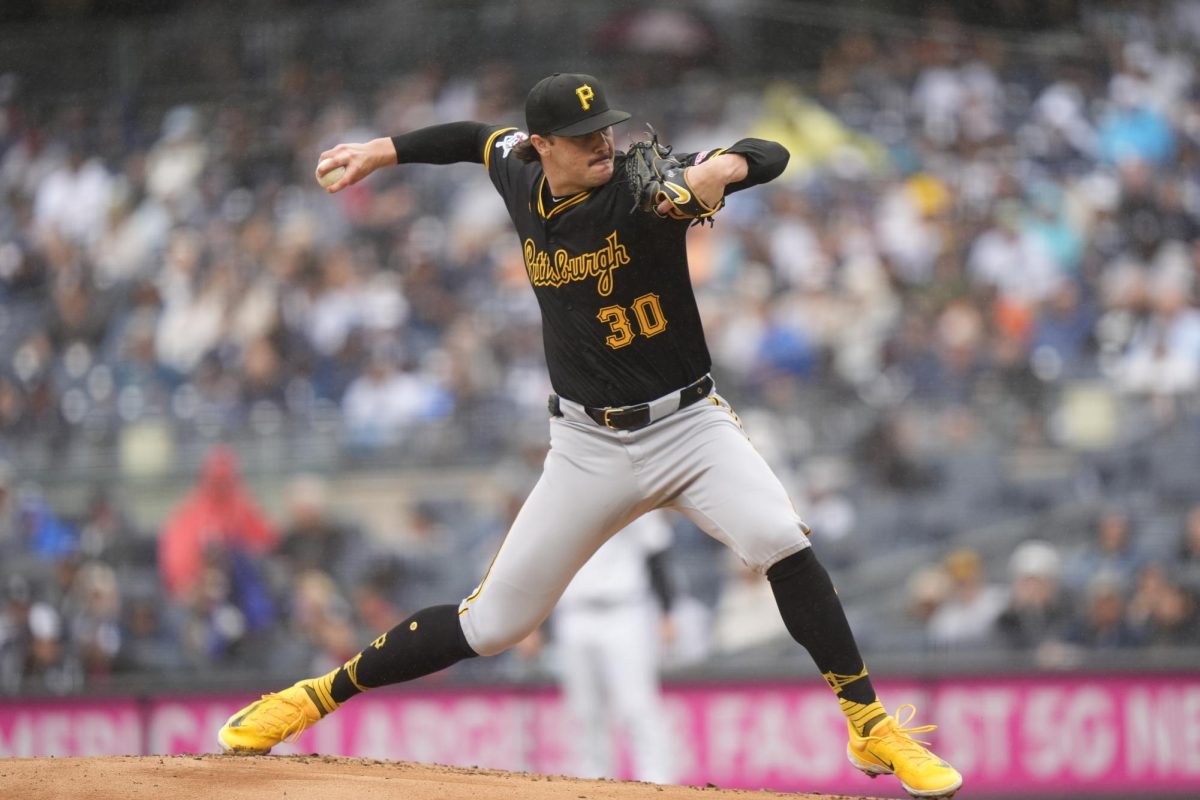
458,434,643,656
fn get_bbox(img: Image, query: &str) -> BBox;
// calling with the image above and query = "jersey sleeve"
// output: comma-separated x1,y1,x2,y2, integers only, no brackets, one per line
390,122,535,208
481,125,534,203
391,122,490,164
677,138,789,195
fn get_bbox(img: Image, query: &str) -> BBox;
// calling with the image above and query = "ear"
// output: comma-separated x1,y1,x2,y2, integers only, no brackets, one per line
531,134,553,157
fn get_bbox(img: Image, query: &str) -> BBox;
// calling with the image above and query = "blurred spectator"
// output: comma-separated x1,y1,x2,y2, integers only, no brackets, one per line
32,136,114,246
1177,503,1200,593
0,573,79,694
907,565,951,634
177,564,251,667
77,484,145,563
0,461,16,559
799,461,858,569
1064,571,1143,649
1126,563,1200,647
1099,85,1175,168
64,561,123,680
274,474,370,592
46,551,83,612
344,499,462,620
711,551,789,654
351,572,405,641
755,312,818,385
1061,507,1147,594
864,564,954,654
153,228,228,376
144,105,207,204
854,411,940,491
926,548,1008,649
24,597,76,692
273,569,359,676
341,347,452,452
967,203,1061,307
0,575,32,693
1029,281,1096,376
1115,278,1200,410
21,486,79,560
118,593,184,674
158,445,278,599
994,540,1072,651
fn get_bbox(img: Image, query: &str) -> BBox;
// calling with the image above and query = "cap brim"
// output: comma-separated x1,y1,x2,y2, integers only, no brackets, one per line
549,109,632,137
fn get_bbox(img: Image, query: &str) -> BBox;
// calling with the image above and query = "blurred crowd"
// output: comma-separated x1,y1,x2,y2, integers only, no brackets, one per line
3,442,1198,694
3,0,1200,693
0,444,494,693
0,5,1197,465
893,502,1200,665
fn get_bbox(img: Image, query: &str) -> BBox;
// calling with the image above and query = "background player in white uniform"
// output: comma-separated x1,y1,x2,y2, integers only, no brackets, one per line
218,72,962,799
552,510,676,784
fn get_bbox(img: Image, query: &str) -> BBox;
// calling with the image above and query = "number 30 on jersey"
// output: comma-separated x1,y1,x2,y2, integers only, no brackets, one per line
597,293,667,349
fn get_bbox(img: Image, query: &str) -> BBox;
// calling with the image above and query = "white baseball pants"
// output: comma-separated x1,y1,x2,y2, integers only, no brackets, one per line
458,391,810,656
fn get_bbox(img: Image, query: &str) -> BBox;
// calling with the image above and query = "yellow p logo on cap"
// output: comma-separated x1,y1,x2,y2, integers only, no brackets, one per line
576,84,595,111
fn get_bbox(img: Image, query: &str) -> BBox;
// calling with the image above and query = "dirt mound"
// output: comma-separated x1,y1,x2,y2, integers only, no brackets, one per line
0,754,886,800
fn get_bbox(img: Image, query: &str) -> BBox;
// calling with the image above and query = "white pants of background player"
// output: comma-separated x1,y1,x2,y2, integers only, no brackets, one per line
458,386,810,653
552,510,675,783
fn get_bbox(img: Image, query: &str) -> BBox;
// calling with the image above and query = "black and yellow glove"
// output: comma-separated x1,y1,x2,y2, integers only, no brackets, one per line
624,131,723,224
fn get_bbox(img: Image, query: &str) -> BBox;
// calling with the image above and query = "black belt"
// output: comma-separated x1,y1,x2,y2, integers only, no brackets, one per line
549,374,715,432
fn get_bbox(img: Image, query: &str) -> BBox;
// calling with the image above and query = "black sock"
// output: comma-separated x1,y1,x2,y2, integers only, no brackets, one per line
329,604,478,703
767,548,888,734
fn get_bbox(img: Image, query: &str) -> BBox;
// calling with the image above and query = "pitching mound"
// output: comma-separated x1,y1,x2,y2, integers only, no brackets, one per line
0,754,887,800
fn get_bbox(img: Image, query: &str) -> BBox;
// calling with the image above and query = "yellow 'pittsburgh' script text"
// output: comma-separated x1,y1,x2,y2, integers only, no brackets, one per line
523,231,630,296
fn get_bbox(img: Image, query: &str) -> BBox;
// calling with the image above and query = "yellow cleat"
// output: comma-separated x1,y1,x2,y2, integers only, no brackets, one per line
217,676,337,755
846,705,963,798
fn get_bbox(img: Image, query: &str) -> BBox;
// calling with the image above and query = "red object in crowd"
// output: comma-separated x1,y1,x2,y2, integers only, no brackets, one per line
158,445,278,598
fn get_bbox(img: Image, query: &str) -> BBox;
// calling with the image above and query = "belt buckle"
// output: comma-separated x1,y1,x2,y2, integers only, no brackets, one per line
603,407,619,429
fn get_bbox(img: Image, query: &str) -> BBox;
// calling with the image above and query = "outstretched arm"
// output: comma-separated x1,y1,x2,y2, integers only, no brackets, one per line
656,138,788,215
722,138,789,192
315,121,490,193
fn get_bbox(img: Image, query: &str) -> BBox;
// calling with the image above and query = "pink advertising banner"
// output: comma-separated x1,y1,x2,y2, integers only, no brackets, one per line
2,675,1199,797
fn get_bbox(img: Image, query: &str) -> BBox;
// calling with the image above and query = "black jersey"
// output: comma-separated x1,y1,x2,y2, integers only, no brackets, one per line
393,122,788,407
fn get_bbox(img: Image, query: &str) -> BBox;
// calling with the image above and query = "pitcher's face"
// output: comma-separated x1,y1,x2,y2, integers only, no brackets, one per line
535,127,616,194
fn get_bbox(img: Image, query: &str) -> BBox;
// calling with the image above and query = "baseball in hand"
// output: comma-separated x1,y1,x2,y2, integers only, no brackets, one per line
317,160,346,189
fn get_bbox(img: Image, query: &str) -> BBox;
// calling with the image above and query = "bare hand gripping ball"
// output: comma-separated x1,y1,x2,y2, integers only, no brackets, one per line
316,160,346,189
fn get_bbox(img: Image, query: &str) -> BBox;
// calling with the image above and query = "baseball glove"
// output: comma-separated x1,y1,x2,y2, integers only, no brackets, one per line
624,129,724,224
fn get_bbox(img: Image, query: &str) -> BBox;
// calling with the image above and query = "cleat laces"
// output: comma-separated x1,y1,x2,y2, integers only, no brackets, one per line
865,704,939,765
250,692,312,744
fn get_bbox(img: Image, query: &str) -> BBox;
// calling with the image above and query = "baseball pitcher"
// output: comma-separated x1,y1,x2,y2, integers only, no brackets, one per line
219,72,961,799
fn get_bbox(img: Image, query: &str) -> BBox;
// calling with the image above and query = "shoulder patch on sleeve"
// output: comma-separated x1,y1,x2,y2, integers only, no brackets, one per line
496,131,527,159
483,127,523,171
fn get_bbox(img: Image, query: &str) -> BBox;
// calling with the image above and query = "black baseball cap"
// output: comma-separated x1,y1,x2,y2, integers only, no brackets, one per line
525,73,631,137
